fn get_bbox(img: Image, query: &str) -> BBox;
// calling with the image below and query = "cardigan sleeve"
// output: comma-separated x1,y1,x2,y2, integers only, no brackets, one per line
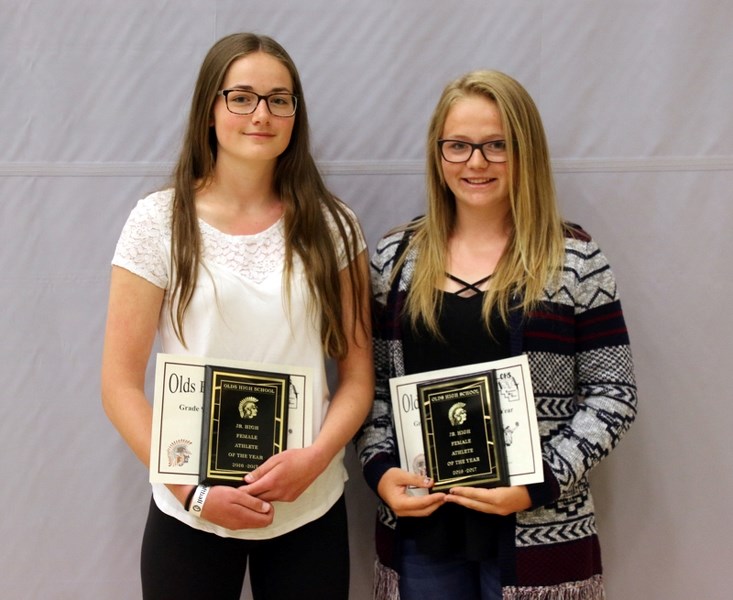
354,232,407,494
530,237,638,501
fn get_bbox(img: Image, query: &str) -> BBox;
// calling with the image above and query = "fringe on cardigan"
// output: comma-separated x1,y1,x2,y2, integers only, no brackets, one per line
503,575,606,600
373,561,605,600
373,560,399,600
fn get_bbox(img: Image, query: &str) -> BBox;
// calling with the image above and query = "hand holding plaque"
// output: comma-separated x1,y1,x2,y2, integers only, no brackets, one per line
417,371,508,491
200,365,290,486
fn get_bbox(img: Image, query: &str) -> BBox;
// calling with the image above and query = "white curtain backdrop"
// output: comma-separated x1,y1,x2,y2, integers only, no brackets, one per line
2,1,731,598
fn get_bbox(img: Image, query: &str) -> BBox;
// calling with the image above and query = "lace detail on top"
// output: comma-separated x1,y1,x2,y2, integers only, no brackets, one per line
113,189,363,289
199,218,285,283
113,191,171,289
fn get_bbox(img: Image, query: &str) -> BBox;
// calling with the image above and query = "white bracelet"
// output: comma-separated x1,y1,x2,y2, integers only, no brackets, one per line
188,484,210,517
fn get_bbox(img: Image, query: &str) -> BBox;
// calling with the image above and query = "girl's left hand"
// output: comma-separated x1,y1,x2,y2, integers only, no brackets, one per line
444,485,532,516
242,446,329,503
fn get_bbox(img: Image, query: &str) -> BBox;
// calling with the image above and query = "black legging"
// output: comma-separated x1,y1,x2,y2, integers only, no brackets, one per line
140,495,350,600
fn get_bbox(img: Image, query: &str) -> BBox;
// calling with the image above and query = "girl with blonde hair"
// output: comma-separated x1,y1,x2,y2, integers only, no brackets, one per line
357,70,637,600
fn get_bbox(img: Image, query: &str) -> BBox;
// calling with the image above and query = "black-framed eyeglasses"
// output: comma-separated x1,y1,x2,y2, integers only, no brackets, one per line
217,89,298,117
438,139,508,163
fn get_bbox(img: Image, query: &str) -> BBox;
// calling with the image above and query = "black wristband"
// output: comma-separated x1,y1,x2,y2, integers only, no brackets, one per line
183,486,197,510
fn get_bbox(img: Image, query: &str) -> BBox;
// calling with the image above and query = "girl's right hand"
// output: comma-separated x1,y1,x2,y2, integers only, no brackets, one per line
377,467,446,517
199,485,274,530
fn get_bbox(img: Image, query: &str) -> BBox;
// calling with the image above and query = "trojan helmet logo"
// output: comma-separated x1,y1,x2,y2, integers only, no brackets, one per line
238,396,259,419
448,402,467,427
166,439,193,467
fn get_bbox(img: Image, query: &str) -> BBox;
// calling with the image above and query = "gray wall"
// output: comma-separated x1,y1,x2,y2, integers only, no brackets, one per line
1,1,731,598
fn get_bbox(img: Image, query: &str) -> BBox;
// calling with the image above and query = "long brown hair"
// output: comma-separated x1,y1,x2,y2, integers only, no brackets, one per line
404,70,565,335
169,33,365,358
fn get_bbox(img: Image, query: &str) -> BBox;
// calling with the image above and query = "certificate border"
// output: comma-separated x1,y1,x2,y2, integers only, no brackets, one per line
388,355,543,490
150,353,313,485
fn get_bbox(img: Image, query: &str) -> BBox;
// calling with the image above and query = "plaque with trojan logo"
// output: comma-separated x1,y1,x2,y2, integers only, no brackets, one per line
200,365,290,486
417,371,508,491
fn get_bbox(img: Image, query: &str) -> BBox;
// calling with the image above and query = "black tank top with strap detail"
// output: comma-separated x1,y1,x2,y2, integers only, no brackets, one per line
399,283,511,561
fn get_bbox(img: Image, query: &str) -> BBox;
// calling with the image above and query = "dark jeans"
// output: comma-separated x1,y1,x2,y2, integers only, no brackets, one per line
398,537,502,600
141,495,349,600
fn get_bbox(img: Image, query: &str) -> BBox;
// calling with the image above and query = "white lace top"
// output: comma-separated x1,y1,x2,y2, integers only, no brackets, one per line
112,189,365,539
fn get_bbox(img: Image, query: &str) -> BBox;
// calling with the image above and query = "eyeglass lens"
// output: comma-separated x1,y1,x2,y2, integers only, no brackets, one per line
439,140,507,163
224,90,297,117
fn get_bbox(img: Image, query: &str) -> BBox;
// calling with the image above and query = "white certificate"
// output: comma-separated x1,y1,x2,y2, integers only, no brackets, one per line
150,353,314,484
389,354,543,495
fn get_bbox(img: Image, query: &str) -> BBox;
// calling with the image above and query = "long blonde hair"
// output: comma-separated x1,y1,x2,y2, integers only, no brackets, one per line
404,70,565,335
169,33,365,358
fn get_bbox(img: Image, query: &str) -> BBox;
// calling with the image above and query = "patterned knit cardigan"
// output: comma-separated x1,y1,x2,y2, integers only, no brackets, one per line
355,224,638,600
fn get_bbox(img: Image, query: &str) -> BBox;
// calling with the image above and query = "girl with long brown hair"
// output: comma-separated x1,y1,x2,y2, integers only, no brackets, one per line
102,32,372,599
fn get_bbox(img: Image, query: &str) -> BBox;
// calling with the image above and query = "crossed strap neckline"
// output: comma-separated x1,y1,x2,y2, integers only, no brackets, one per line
445,272,492,296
